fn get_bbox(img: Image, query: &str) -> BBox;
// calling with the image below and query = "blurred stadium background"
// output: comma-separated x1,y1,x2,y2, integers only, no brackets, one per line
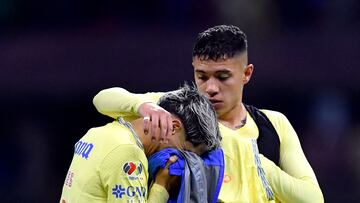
1,0,359,202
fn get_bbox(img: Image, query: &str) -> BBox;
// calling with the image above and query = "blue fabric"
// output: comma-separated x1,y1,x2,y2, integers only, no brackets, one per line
148,148,224,203
201,149,225,203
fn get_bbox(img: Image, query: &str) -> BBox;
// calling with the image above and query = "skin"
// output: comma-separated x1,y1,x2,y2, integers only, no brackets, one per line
138,102,173,143
193,52,254,129
131,117,207,156
130,117,207,191
138,52,254,138
131,47,323,203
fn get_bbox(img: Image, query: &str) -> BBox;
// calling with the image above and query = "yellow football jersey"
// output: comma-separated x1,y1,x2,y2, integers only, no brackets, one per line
60,119,167,203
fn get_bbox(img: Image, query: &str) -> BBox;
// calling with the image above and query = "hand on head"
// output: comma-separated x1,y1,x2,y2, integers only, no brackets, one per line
138,102,173,144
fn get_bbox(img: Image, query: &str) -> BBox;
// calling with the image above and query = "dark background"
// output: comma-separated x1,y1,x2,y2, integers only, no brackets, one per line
1,0,359,202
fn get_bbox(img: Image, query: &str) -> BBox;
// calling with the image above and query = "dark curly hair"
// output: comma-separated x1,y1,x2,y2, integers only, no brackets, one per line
192,25,248,61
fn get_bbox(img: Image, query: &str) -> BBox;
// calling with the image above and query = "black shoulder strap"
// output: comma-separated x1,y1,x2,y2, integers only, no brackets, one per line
244,104,280,165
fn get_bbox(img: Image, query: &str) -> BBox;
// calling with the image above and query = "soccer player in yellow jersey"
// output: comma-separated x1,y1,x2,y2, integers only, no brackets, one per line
92,25,324,202
60,85,221,203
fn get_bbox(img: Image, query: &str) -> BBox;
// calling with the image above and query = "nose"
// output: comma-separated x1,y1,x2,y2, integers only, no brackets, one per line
205,78,219,97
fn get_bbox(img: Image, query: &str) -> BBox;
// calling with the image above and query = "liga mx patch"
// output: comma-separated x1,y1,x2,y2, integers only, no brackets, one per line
123,162,143,180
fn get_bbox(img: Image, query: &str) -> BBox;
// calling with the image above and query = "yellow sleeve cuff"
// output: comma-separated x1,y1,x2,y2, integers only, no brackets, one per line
148,183,169,203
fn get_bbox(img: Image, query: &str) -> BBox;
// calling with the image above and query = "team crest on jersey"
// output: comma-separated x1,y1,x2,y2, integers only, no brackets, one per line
123,162,143,180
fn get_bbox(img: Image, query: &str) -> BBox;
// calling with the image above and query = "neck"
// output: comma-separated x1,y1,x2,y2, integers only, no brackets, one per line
130,119,156,157
218,102,247,129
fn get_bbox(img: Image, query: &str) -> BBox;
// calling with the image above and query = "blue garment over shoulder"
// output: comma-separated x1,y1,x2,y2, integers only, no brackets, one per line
148,148,224,203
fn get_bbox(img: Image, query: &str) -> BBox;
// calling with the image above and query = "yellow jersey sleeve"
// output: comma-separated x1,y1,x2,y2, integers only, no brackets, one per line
93,87,164,120
61,121,168,203
99,144,149,202
99,144,168,203
148,183,169,203
261,110,324,203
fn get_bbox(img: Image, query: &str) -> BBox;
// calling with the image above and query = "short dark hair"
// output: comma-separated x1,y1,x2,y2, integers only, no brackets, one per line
192,25,248,61
157,84,221,151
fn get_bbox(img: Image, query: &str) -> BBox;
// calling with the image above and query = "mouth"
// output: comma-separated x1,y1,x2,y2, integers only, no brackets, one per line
209,99,222,104
209,99,223,109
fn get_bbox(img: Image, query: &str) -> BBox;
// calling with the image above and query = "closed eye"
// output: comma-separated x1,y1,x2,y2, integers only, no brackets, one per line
217,73,230,81
198,75,208,81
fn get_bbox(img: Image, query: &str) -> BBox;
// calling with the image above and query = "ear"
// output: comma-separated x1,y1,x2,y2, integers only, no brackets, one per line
172,119,182,135
243,64,254,84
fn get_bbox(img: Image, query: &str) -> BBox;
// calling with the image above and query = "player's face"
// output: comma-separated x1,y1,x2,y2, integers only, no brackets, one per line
159,120,207,155
193,53,253,120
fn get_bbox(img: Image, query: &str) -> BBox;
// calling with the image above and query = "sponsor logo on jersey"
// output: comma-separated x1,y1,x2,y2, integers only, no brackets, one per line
112,185,146,200
64,170,74,187
223,174,232,183
74,140,94,159
123,162,143,180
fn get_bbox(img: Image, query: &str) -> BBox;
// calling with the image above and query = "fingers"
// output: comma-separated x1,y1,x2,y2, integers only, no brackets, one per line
139,102,173,143
154,155,178,190
159,114,172,144
143,114,162,142
165,155,178,169
143,116,150,136
158,112,173,143
150,114,160,142
166,115,173,139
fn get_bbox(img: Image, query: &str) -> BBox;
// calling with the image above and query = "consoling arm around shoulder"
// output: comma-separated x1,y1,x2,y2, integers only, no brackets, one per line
261,110,324,203
93,87,164,119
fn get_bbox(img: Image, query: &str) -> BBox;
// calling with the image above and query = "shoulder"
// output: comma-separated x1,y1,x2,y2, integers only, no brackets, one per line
87,121,133,142
259,109,290,125
103,143,146,163
99,143,147,179
82,121,139,156
259,109,295,144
